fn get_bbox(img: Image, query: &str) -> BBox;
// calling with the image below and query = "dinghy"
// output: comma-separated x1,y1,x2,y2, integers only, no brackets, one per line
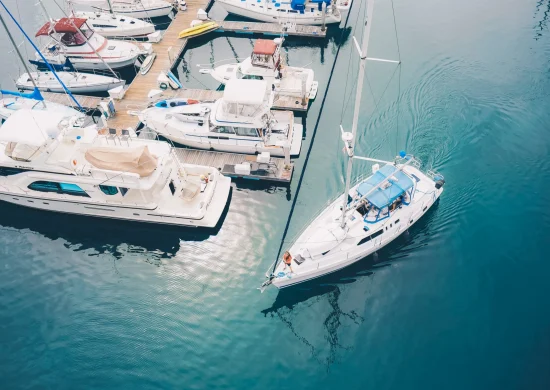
140,52,156,74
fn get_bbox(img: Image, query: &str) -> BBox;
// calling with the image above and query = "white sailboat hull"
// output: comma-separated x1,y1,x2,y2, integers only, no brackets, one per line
217,0,341,25
73,11,155,38
0,175,231,228
92,1,173,19
272,166,444,288
16,72,125,94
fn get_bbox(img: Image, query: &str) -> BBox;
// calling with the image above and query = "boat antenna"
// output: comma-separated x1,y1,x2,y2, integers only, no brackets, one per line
0,7,46,108
0,0,83,110
47,0,120,80
339,0,375,229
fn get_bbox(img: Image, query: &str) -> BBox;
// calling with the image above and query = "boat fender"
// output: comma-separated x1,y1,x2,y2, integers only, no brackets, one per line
72,159,77,167
435,179,445,189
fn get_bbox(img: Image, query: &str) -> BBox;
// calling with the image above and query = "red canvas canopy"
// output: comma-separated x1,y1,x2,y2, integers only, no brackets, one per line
35,17,87,37
253,40,277,56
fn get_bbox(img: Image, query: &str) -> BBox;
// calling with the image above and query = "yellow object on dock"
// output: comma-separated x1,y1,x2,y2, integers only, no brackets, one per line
178,21,219,39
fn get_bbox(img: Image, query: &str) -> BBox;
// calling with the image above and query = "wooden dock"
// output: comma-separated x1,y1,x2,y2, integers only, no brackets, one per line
173,148,293,183
216,21,326,38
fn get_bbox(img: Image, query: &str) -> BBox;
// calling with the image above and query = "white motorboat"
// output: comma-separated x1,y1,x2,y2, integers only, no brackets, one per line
216,0,346,25
16,60,125,94
35,17,147,71
201,38,319,101
86,0,174,19
264,0,445,289
70,11,155,38
139,79,303,157
0,110,231,228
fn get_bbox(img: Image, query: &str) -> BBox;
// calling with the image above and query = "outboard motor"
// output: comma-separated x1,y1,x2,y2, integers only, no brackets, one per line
435,179,445,189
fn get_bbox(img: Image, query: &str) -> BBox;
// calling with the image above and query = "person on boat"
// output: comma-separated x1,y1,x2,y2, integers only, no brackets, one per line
283,251,293,273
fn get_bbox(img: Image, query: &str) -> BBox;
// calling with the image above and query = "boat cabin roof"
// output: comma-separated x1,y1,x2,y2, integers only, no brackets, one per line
35,17,87,37
253,39,277,55
357,164,415,209
0,109,67,147
223,79,266,105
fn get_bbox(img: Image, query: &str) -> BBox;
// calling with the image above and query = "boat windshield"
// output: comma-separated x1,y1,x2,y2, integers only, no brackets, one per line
59,29,93,46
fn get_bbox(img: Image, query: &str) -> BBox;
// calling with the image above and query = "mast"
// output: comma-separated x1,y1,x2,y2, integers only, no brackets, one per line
339,0,375,229
0,0,83,110
107,0,114,14
0,8,46,108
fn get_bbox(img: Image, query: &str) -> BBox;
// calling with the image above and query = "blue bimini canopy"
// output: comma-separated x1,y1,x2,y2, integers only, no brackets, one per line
356,164,414,209
291,0,306,10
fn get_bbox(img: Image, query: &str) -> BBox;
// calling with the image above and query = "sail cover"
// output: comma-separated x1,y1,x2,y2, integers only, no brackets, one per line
85,145,158,177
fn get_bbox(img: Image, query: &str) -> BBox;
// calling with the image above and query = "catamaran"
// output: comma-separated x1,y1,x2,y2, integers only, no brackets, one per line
0,110,231,227
66,0,156,37
34,17,147,70
200,39,318,101
139,79,303,157
216,0,349,25
263,0,445,289
86,0,174,19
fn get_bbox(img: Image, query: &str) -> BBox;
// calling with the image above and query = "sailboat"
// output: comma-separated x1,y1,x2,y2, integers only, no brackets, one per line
85,0,174,19
67,0,156,38
200,38,318,101
16,59,125,94
34,17,147,70
264,0,445,289
0,110,231,227
216,0,349,26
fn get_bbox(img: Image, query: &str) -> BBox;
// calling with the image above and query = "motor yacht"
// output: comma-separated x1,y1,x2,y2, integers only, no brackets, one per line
34,17,147,71
69,11,155,38
88,0,174,19
0,109,231,227
139,79,303,157
201,39,318,101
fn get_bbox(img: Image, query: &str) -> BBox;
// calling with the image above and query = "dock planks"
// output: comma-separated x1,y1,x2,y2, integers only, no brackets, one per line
173,148,293,183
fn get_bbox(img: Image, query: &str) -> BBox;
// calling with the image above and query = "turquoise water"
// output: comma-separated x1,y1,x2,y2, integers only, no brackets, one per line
1,0,550,388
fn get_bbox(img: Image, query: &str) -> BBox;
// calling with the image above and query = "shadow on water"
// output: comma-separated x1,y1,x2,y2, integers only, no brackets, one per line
261,201,441,368
0,188,232,261
534,0,550,39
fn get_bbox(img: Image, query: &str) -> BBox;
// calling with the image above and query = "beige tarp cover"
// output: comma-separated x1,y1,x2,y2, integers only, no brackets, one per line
85,145,158,177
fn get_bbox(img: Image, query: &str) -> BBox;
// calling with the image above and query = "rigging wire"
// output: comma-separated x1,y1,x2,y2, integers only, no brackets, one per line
271,0,357,273
390,0,402,154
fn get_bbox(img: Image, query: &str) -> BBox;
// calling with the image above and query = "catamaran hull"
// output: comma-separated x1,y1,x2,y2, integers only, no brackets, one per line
217,1,341,25
272,187,443,288
0,176,231,228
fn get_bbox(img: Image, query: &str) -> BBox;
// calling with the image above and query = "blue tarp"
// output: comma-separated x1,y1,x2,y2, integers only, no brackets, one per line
356,164,414,209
